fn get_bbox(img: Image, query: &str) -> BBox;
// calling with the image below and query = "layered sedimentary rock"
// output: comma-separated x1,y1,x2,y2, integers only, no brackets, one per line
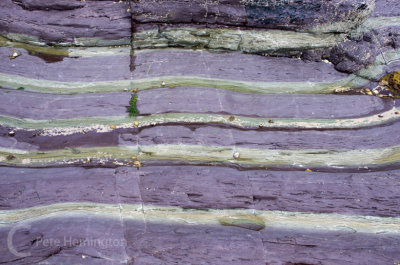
131,0,374,32
129,0,400,74
1,0,400,264
129,0,374,54
0,0,132,46
1,0,399,73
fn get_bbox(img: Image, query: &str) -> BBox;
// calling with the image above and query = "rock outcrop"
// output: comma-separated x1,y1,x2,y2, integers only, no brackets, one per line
0,0,132,46
1,0,399,73
1,0,400,264
131,0,374,32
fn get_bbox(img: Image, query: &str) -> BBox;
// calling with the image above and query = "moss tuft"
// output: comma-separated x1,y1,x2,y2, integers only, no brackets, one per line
127,92,139,117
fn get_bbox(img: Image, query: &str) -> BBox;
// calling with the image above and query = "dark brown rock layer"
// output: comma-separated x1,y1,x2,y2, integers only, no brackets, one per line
131,0,373,31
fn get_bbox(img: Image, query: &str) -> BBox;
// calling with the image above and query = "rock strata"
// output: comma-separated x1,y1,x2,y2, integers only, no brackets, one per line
0,0,132,46
131,0,374,32
1,0,400,74
1,1,400,264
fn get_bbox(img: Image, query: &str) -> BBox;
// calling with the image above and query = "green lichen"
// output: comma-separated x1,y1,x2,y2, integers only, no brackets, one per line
127,92,139,117
0,36,69,57
218,214,265,231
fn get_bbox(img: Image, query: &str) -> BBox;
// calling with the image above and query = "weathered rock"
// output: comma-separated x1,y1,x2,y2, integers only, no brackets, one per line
0,215,130,264
0,0,131,46
3,216,400,264
300,48,325,62
12,0,86,11
0,48,349,88
327,40,378,73
131,0,374,33
0,88,388,121
133,25,347,54
2,0,399,74
372,0,400,17
1,1,400,264
2,166,400,217
323,26,400,73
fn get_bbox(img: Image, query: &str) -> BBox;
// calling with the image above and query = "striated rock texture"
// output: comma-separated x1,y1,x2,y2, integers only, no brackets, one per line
129,0,400,74
1,0,400,264
321,26,400,73
1,0,399,73
0,0,132,46
131,0,374,32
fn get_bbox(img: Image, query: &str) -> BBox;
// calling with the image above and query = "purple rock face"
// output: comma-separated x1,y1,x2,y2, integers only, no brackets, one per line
12,0,86,11
1,0,400,264
0,0,398,74
1,217,399,264
0,0,132,45
373,0,400,16
0,0,375,45
131,0,373,31
326,26,400,73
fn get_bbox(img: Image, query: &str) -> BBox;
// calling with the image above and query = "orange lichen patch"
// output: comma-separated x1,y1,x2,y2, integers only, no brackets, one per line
110,125,117,129
134,160,141,168
364,88,373,96
305,169,312,172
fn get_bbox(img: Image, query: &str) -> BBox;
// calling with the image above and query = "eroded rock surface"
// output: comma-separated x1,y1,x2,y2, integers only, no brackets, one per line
1,0,400,264
0,0,131,46
1,0,399,73
131,0,374,32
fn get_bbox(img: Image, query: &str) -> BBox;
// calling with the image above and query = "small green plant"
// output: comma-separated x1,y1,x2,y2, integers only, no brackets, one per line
127,92,139,117
17,87,24,90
